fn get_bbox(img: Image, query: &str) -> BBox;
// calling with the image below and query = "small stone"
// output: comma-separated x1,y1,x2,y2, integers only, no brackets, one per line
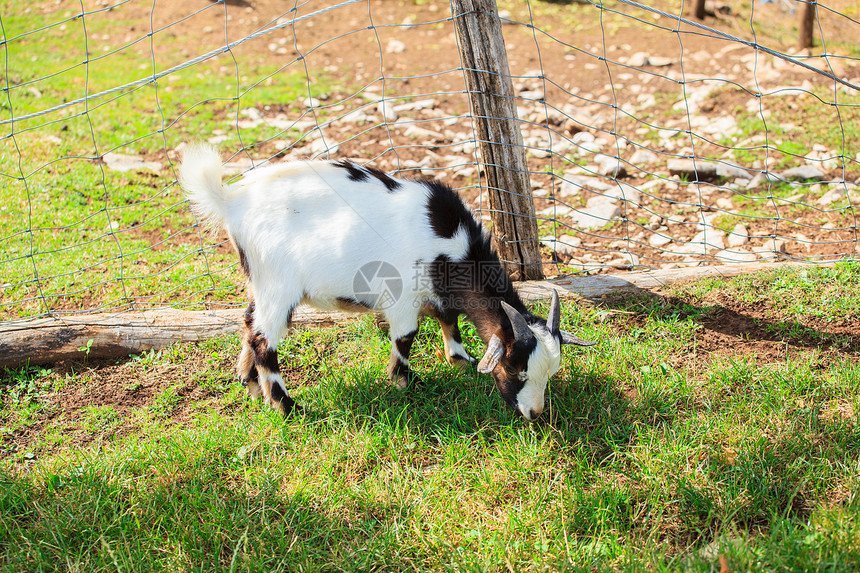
727,224,749,247
627,52,649,67
541,235,582,262
392,98,436,112
303,97,321,108
569,201,622,230
667,158,718,181
607,252,640,269
386,39,406,54
647,56,676,67
715,249,758,263
757,238,787,254
715,197,734,210
630,148,659,165
716,161,752,179
341,109,370,123
595,154,628,178
780,166,825,181
377,101,398,122
102,152,161,173
649,232,672,248
817,187,847,206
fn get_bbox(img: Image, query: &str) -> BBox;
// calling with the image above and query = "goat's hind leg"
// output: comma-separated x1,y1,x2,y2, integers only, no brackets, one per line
386,308,422,390
238,302,261,399
247,302,300,416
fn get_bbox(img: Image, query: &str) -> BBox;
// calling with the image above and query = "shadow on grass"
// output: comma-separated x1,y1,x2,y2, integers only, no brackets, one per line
0,463,418,571
594,280,859,355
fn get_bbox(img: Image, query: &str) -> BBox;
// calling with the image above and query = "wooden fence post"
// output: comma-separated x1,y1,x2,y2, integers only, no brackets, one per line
692,0,706,20
450,0,544,281
799,0,816,50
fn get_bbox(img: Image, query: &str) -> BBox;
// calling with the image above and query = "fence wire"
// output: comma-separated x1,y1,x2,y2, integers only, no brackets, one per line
1,0,858,325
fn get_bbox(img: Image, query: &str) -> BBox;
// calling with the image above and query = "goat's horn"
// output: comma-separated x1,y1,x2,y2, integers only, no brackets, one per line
547,289,561,336
501,301,532,342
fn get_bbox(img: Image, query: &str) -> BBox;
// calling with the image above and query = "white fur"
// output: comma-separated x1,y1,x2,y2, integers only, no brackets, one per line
180,145,470,340
516,327,562,421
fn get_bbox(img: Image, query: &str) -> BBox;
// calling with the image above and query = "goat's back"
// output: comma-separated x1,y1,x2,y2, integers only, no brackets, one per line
221,160,473,307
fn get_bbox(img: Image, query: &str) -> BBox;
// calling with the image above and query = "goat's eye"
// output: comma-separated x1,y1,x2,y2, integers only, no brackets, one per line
504,366,519,378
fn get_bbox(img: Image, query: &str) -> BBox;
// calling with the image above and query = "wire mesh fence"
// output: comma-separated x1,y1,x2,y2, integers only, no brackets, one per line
1,0,858,325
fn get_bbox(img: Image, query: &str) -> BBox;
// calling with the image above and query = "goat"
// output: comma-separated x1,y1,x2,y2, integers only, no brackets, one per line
179,144,594,421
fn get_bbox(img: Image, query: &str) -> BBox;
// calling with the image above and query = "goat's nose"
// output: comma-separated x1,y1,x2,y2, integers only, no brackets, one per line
524,407,542,421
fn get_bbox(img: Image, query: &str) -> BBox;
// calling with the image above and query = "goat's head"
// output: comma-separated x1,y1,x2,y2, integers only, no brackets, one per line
477,290,594,421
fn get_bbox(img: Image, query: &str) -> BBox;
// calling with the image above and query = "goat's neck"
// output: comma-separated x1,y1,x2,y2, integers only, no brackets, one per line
457,280,528,345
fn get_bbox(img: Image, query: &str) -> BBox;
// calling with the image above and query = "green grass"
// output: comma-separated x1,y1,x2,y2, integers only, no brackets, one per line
2,265,860,571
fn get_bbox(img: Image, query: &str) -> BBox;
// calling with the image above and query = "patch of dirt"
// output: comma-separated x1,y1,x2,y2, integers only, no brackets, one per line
606,287,860,376
1,346,236,464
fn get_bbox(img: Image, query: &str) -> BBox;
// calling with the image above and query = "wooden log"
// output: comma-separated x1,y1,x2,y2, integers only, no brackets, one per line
0,262,821,369
0,306,354,369
450,0,544,281
799,0,816,50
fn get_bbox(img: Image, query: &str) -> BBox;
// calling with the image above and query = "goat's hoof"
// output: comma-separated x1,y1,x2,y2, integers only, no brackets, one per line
278,395,302,418
449,355,475,372
393,375,410,390
392,373,423,390
244,379,262,400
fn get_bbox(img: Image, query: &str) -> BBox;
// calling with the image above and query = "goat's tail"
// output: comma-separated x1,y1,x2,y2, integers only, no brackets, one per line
179,143,231,229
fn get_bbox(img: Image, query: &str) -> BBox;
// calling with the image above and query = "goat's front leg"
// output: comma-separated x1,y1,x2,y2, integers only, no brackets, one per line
427,305,475,369
386,310,421,390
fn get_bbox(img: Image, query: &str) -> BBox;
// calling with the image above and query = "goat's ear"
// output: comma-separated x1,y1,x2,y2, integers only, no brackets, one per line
546,289,561,336
560,330,596,346
501,301,532,342
478,334,505,374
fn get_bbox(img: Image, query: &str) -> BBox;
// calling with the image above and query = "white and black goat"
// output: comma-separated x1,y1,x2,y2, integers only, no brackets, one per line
179,144,594,421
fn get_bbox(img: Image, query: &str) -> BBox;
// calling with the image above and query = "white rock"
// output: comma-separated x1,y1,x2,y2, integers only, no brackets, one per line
102,152,161,172
649,232,672,248
630,148,659,165
648,56,676,67
668,158,718,180
716,161,752,179
541,234,582,260
402,124,445,140
569,201,622,230
341,109,371,123
392,99,436,112
539,205,572,217
715,249,758,263
310,137,339,156
595,154,627,178
559,174,612,197
626,52,649,67
386,39,406,54
377,101,399,122
607,252,640,269
817,188,846,206
759,238,787,254
727,224,749,247
715,197,734,210
780,166,825,181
